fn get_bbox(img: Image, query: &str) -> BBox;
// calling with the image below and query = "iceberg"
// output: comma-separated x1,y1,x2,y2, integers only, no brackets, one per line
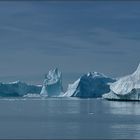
103,63,140,101
63,72,115,98
40,68,63,97
0,81,41,97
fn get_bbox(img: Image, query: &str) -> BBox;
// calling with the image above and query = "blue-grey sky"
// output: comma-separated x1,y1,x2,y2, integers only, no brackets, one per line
0,1,140,87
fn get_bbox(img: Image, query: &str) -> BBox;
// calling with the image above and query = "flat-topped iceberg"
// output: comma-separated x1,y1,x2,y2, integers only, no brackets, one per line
40,68,63,97
103,63,140,101
63,72,115,98
0,81,41,97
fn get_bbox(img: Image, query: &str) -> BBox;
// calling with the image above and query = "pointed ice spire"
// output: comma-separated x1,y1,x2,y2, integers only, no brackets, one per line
40,68,63,96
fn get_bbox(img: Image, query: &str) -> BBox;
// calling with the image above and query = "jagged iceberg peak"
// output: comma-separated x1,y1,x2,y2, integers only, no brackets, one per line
63,71,115,98
86,71,108,78
110,63,140,96
45,68,62,85
40,68,63,96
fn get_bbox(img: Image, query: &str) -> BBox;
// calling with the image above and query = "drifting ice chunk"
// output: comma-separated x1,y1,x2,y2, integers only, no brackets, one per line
40,68,63,97
0,81,41,97
63,72,115,98
103,63,140,100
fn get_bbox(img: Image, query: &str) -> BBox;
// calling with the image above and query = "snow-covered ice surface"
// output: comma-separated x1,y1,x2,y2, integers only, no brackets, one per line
0,81,41,97
62,79,80,97
40,68,63,97
103,63,140,101
63,72,115,98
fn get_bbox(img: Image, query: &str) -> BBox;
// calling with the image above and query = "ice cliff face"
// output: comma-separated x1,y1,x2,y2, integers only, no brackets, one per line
103,63,140,100
63,72,115,98
0,81,41,97
40,68,63,96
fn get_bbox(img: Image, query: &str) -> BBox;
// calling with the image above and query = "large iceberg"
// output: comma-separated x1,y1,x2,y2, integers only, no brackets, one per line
0,81,41,97
63,72,115,98
103,63,140,101
40,68,63,97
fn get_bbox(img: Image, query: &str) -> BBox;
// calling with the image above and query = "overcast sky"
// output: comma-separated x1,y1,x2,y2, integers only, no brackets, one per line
0,1,140,87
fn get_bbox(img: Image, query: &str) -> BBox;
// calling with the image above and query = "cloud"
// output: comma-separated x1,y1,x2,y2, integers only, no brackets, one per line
0,1,139,83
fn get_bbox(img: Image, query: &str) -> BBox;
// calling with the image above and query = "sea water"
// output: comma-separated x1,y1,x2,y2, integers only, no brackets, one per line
0,97,139,139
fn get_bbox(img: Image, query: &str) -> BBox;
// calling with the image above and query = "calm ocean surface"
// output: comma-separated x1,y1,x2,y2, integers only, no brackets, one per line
0,97,139,139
